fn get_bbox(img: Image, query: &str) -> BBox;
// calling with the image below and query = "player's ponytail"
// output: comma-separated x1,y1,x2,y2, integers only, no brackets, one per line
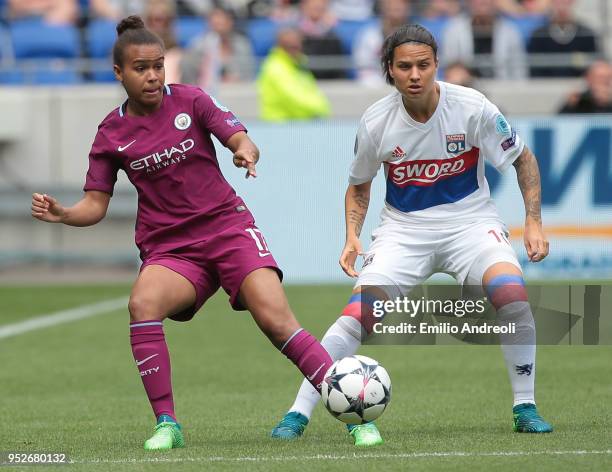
381,24,438,86
113,15,164,67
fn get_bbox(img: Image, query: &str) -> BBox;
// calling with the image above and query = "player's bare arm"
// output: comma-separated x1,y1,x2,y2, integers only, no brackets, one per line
227,131,259,178
31,190,110,227
340,181,372,277
513,145,549,262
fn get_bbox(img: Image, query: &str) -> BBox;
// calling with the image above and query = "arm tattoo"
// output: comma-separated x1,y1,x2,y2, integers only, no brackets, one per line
347,187,370,237
348,210,365,237
513,146,542,223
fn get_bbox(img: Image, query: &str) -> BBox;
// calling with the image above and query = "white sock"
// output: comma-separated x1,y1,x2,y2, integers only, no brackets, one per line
497,301,536,407
288,316,362,419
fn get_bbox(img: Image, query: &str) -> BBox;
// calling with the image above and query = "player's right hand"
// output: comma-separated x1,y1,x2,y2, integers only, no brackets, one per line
31,193,64,223
232,149,257,179
339,237,363,278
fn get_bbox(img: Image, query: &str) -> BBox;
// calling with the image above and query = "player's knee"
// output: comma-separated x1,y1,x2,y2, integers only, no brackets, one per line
128,293,163,322
484,274,529,311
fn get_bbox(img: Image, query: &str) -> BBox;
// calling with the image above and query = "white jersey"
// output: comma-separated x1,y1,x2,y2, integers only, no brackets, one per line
350,81,524,226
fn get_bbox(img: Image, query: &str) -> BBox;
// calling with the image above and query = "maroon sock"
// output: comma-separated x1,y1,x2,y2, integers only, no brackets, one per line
130,320,175,421
281,329,333,393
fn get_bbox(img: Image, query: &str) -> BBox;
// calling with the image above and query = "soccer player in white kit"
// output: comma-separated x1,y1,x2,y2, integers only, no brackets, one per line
271,24,553,446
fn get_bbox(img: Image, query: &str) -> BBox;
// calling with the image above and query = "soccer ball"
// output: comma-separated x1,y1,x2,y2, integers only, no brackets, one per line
321,355,391,424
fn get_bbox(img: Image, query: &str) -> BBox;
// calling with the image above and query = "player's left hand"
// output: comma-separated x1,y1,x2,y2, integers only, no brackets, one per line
524,220,549,262
233,149,257,178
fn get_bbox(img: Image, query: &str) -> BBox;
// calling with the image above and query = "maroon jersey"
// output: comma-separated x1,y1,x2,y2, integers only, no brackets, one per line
84,84,251,257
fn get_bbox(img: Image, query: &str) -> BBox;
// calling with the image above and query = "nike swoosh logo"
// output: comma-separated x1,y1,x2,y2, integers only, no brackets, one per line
118,139,136,152
307,363,326,381
259,252,271,257
136,353,159,366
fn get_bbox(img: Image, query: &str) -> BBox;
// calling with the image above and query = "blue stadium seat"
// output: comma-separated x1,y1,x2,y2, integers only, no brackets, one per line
3,20,82,85
30,66,82,85
85,19,117,82
333,19,375,55
85,20,117,82
0,69,24,85
247,18,281,58
10,19,80,59
87,19,116,58
0,24,17,84
85,20,117,59
0,23,5,58
90,65,116,83
2,61,82,85
177,16,207,48
0,26,22,85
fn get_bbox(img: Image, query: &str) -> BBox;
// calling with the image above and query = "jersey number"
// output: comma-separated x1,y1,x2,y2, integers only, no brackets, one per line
246,228,271,257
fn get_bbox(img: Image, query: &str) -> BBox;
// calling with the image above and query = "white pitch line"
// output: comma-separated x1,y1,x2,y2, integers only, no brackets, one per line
70,449,612,465
0,296,128,339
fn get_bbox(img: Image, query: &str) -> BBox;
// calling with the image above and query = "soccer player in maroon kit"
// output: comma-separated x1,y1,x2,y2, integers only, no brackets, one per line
30,16,332,451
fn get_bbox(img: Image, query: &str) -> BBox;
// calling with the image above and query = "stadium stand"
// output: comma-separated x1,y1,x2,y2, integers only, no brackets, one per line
0,0,608,85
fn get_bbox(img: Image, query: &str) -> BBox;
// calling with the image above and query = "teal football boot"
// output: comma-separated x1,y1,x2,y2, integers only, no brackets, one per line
271,411,309,439
513,403,553,433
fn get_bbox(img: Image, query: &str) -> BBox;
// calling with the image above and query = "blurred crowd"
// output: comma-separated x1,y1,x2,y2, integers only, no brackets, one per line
1,0,610,118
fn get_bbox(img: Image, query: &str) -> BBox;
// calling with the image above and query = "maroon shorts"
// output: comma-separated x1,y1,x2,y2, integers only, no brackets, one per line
141,222,282,321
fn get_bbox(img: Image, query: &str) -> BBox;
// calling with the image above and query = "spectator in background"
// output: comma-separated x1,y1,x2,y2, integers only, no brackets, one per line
330,0,374,21
527,0,599,77
181,7,255,91
444,62,476,88
178,0,213,17
257,28,331,121
440,0,527,79
353,0,410,86
144,0,182,84
241,0,298,20
8,0,78,24
416,0,460,47
496,0,551,15
298,0,346,79
90,0,145,20
559,60,612,114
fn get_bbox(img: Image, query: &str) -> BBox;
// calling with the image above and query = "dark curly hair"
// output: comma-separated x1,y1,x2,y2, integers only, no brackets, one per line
381,24,438,85
113,15,165,67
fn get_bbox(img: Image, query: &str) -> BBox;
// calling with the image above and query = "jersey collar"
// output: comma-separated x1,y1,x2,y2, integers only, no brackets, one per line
397,81,446,130
118,84,172,118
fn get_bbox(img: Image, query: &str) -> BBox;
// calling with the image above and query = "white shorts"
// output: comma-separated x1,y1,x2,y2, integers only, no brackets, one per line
356,219,521,295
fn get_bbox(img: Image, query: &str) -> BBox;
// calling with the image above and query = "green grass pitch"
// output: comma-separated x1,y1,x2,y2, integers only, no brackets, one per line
1,284,611,471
